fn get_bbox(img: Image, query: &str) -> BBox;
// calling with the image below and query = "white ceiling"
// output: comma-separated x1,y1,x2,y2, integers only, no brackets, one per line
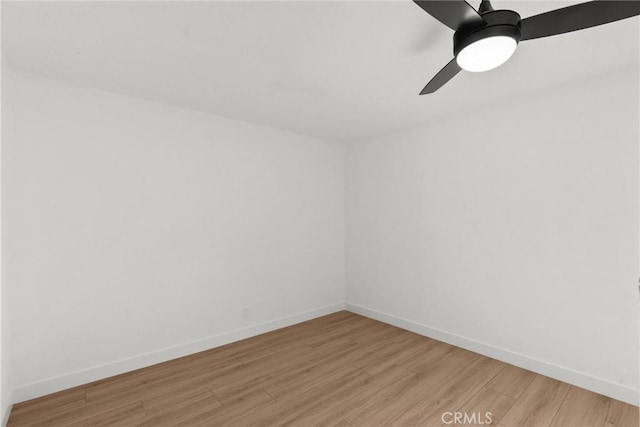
2,1,638,142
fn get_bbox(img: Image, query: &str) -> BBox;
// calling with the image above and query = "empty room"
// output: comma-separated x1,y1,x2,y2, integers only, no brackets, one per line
1,1,639,426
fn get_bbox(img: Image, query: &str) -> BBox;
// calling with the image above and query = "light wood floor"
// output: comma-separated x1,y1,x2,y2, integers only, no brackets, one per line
8,311,639,426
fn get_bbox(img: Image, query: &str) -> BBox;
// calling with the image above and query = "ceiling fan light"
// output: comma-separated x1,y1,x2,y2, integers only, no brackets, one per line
456,35,517,72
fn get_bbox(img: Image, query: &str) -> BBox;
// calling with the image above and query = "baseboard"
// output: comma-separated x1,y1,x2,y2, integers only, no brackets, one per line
1,392,13,427
13,301,637,407
345,303,639,406
12,302,345,404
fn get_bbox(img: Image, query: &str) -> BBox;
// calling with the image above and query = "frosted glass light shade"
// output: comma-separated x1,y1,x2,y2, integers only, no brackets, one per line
456,36,517,72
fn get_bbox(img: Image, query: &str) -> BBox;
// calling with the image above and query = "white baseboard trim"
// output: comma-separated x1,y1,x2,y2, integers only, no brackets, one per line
1,392,13,427
345,303,639,406
12,302,345,404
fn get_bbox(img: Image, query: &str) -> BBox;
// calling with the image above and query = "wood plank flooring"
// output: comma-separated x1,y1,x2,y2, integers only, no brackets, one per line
8,311,639,426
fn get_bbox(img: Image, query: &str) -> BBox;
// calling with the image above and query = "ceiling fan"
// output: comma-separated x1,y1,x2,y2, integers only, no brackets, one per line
414,0,640,94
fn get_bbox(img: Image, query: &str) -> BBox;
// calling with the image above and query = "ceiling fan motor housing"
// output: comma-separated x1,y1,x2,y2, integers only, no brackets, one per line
453,9,522,57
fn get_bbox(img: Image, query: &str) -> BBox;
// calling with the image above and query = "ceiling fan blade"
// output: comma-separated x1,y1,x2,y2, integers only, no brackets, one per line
520,0,640,41
413,0,486,32
420,58,461,95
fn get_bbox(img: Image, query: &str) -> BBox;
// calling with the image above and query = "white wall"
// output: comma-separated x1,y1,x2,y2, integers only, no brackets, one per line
3,68,345,402
346,66,639,405
2,62,638,409
1,41,13,425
